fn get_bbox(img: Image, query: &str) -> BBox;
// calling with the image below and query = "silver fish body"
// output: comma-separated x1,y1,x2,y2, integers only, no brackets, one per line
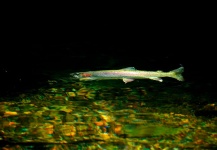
70,67,184,83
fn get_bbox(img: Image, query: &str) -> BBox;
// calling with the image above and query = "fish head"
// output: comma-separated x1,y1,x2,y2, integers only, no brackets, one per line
70,72,81,79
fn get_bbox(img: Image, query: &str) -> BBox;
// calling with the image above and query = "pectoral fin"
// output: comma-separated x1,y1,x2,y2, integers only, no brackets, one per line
123,78,134,83
148,77,163,82
80,77,96,81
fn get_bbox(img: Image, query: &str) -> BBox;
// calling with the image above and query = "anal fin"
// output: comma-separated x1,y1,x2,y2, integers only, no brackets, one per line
148,77,163,82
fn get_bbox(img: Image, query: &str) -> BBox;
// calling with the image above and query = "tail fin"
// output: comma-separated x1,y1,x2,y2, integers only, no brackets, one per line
170,67,184,81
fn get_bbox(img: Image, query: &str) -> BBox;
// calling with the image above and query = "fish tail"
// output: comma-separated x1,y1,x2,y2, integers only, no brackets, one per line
170,67,184,81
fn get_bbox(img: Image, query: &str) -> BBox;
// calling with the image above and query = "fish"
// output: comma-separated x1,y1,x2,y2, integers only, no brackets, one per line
70,66,184,83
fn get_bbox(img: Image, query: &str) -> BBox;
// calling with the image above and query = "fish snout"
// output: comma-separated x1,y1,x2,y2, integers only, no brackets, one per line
70,72,81,78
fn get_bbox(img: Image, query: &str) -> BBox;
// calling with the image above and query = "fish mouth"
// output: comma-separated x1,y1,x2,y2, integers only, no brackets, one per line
70,72,81,78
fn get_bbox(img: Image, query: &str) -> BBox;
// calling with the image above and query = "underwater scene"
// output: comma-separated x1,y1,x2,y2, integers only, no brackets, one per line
2,6,217,149
0,45,217,150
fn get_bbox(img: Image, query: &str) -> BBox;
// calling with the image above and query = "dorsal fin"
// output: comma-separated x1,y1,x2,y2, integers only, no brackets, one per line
120,67,136,70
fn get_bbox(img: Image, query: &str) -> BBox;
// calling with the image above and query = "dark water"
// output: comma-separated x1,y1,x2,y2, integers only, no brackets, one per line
1,42,216,97
1,11,216,149
0,43,217,149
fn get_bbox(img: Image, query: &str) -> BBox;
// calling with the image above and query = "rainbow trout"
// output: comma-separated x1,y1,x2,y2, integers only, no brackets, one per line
70,67,184,83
